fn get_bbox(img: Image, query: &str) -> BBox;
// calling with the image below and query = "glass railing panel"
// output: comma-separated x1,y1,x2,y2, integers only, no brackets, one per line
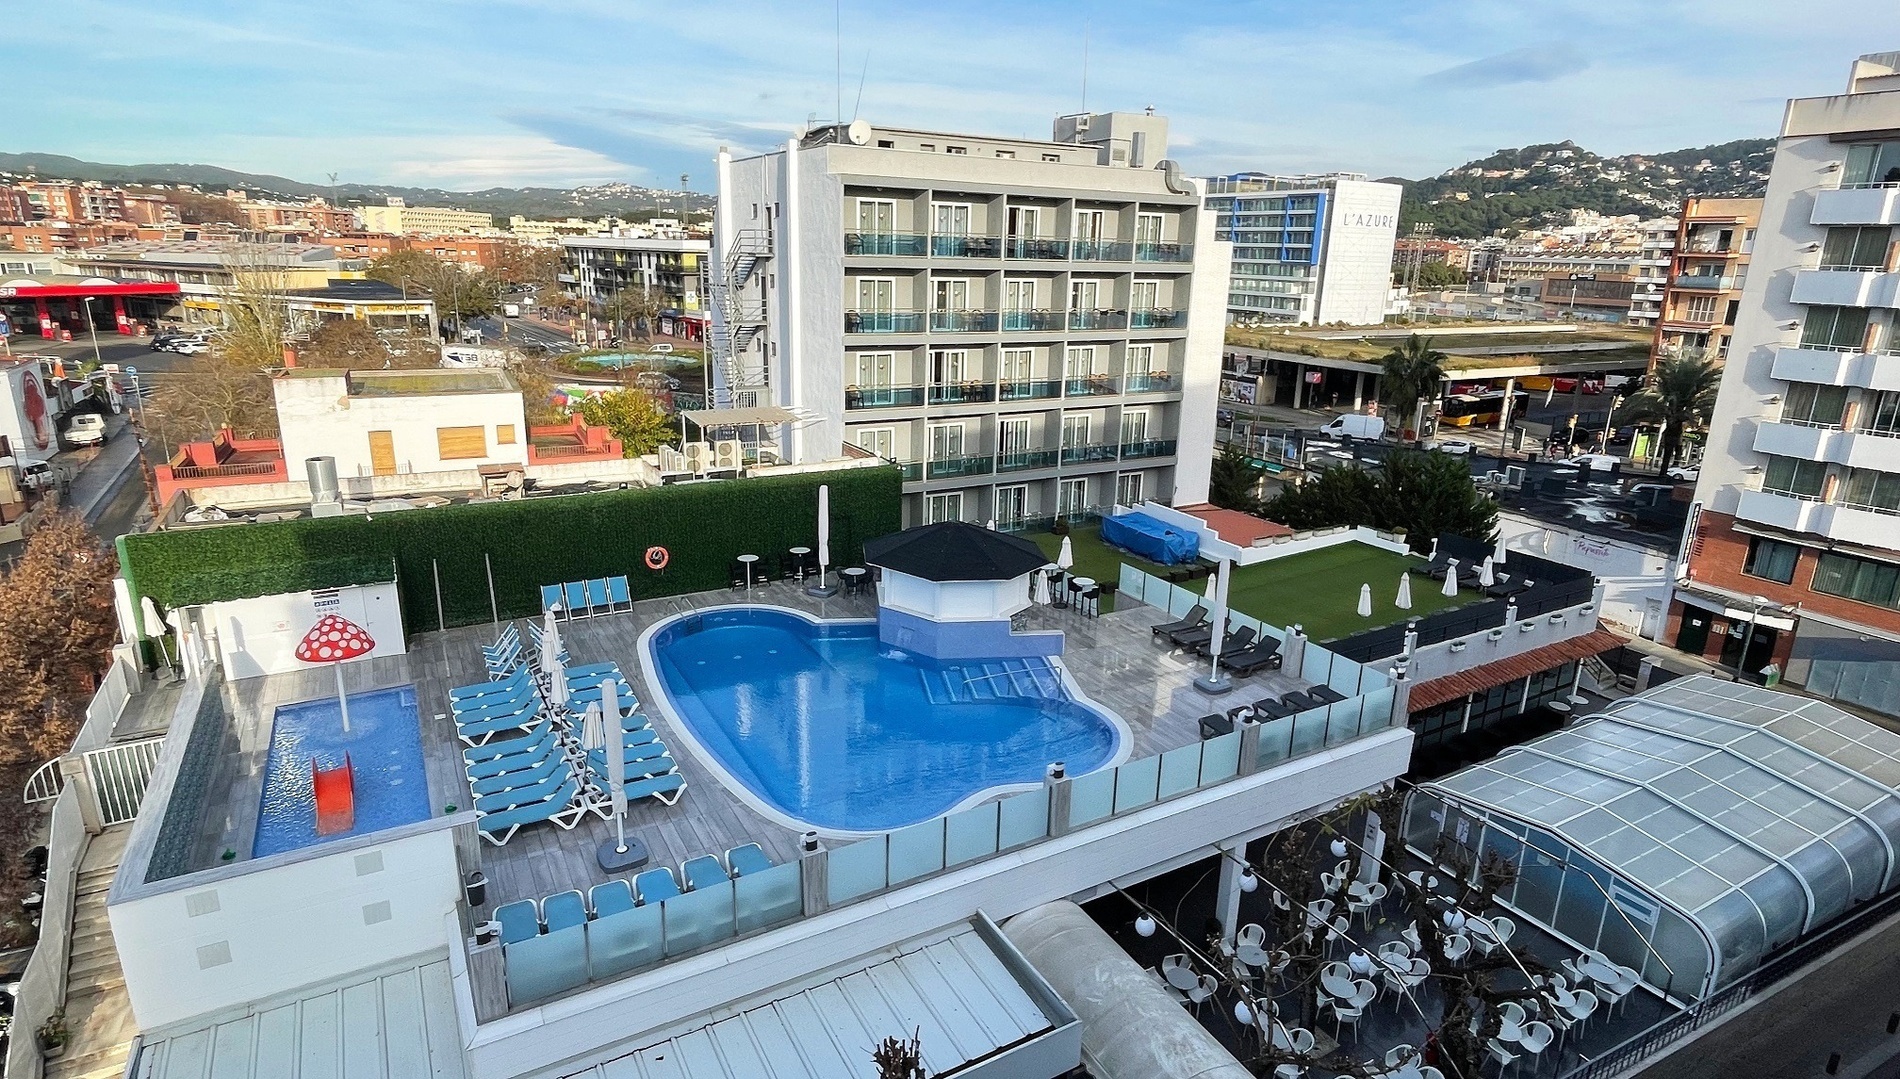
1113,754,1161,814
1158,744,1203,799
930,310,999,333
999,379,1062,401
927,456,993,479
661,883,735,957
1005,237,1071,260
1129,309,1186,329
1361,686,1396,732
1290,706,1330,757
1258,716,1294,767
733,862,803,935
1068,310,1129,331
1200,730,1242,784
1329,656,1363,696
1120,439,1177,459
1122,373,1178,393
1064,376,1120,396
504,927,588,1005
846,311,926,333
998,787,1050,849
888,818,947,884
845,231,928,256
1000,310,1066,332
927,384,996,405
585,903,664,979
996,450,1057,472
1069,768,1115,828
827,835,889,905
1135,242,1193,262
932,234,1002,258
1060,442,1120,464
945,802,1002,867
845,386,925,409
1325,697,1365,746
897,462,923,482
1302,646,1335,686
1072,239,1133,261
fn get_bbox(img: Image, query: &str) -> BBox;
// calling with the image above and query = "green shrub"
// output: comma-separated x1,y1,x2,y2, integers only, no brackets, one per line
120,466,902,632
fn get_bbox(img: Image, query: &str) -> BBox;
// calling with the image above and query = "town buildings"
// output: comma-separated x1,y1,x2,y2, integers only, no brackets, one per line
357,197,495,235
709,110,1228,526
558,234,709,311
1203,172,1402,327
1626,217,1677,326
1649,196,1764,368
1674,51,1900,717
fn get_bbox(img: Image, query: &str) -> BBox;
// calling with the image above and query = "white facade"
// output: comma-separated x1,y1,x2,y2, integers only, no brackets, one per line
558,234,709,311
273,369,529,480
880,570,1034,622
712,112,1230,526
1205,173,1402,327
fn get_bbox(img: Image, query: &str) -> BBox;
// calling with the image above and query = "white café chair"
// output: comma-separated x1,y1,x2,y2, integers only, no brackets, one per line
1486,1038,1520,1077
1443,932,1472,963
1562,988,1600,1039
1274,1066,1305,1079
1491,915,1517,950
1236,923,1272,969
1498,1001,1527,1042
1323,995,1365,1041
1420,1069,1446,1079
1160,953,1194,989
1519,1020,1555,1062
1187,973,1219,1012
1401,920,1425,955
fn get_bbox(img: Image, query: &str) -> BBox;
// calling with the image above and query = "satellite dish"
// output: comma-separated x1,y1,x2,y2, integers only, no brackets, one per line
846,119,872,146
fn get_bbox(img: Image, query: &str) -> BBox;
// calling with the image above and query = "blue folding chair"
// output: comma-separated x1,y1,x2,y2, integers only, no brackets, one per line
540,584,565,617
564,581,589,617
607,575,632,611
635,866,681,904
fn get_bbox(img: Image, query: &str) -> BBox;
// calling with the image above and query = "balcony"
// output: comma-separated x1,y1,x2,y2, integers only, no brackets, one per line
845,311,925,334
1121,372,1177,394
1812,187,1900,227
930,234,1001,258
1005,237,1071,260
930,310,1000,333
897,461,923,481
999,379,1062,401
1770,345,1900,391
1135,242,1193,263
1737,488,1897,548
1129,308,1186,329
1119,438,1177,460
1064,375,1120,397
999,309,1066,332
1791,268,1900,309
928,382,996,405
1755,419,1900,474
844,386,925,409
845,231,928,257
1071,239,1133,262
1060,441,1120,465
996,449,1058,472
1671,274,1736,290
927,455,994,480
1069,309,1128,332
1679,238,1738,255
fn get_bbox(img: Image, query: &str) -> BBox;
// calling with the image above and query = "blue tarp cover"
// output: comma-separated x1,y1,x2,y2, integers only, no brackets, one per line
1100,512,1199,565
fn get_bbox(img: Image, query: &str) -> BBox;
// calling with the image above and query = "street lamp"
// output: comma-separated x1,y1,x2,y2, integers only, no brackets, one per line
80,296,104,370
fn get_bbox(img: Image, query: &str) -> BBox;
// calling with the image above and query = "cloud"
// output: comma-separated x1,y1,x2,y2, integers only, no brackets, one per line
1424,44,1588,88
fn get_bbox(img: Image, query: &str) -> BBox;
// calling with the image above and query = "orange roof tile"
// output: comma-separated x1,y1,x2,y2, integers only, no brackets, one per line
1176,504,1295,547
1407,628,1625,713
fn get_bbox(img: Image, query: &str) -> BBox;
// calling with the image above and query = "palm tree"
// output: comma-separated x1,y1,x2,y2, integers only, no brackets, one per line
1613,352,1721,475
1379,335,1447,444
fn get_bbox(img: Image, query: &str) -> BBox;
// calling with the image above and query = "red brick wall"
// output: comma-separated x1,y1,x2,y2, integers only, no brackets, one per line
1686,511,1900,637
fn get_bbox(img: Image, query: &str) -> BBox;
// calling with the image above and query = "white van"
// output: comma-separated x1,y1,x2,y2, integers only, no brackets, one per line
1319,414,1387,441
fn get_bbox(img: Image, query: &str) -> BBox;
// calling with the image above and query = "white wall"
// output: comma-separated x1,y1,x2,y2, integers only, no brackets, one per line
1317,181,1403,327
1403,590,1604,681
0,362,58,463
1498,512,1670,637
207,582,405,680
110,826,461,1032
274,374,529,480
1174,180,1229,508
881,571,1031,622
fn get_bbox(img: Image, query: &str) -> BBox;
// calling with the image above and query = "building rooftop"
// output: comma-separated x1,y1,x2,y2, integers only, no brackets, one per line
863,521,1048,582
284,278,414,302
73,240,343,265
277,367,517,396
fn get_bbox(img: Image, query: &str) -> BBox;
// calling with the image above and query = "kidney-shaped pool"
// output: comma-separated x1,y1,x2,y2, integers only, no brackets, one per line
642,606,1124,833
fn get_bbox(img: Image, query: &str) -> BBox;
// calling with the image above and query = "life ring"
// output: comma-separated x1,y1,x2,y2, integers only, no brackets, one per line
644,546,670,571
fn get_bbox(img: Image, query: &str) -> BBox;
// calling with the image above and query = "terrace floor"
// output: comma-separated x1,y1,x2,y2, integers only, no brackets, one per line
192,576,1318,918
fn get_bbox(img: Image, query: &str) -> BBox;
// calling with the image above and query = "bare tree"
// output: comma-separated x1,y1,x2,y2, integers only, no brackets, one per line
871,1032,927,1079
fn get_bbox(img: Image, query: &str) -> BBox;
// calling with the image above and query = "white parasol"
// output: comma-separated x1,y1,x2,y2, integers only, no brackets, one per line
540,609,562,669
1035,571,1052,606
1057,536,1074,571
1442,558,1460,598
816,483,832,589
140,595,175,674
1479,556,1496,588
986,518,997,530
579,700,606,753
1396,573,1413,610
1493,533,1508,565
603,679,630,856
1357,583,1373,618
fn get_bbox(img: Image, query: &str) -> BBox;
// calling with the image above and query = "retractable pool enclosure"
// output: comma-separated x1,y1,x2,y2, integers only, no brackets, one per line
1405,676,1900,1001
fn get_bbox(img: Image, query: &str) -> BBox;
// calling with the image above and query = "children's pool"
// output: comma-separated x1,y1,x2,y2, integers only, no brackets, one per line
253,686,433,858
644,607,1122,833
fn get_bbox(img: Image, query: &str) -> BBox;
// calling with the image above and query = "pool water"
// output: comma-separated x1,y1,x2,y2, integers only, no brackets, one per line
253,686,433,858
646,607,1121,832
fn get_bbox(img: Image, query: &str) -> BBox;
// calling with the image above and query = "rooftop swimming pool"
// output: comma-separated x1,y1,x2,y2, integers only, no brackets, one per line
253,686,433,858
644,607,1124,833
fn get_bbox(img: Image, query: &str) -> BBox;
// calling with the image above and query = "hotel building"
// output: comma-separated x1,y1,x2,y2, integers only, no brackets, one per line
1203,172,1402,328
1649,197,1763,368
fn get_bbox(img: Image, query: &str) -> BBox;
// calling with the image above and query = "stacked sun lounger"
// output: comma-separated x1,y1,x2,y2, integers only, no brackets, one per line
540,576,634,620
494,843,780,945
1197,684,1353,738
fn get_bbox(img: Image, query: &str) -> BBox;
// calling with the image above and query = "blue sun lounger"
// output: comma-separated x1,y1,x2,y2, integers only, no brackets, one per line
470,747,568,798
495,900,541,944
634,866,680,904
475,766,578,815
477,776,588,845
452,667,535,702
725,843,773,877
682,855,730,892
463,718,562,770
622,770,686,807
541,584,565,616
451,685,539,722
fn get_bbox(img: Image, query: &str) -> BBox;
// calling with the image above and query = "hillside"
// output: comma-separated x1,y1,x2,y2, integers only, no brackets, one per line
1390,138,1774,238
0,152,714,223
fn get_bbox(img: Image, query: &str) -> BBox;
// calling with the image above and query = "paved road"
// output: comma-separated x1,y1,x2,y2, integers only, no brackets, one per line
463,314,579,353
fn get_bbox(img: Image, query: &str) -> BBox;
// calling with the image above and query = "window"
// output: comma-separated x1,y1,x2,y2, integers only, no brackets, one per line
1131,279,1160,310
1781,382,1848,427
856,277,896,312
1844,142,1900,187
1064,346,1097,379
928,422,965,461
1724,300,1741,326
854,427,895,459
1820,226,1894,270
1058,478,1087,516
1801,306,1870,350
931,202,972,236
918,143,935,152
1073,209,1106,242
1001,349,1033,382
1125,344,1156,377
436,426,487,460
925,492,963,523
1007,206,1040,238
1841,467,1900,513
999,417,1032,456
854,352,895,388
945,145,967,155
1684,295,1717,323
496,424,516,446
1136,213,1165,244
930,349,968,384
1116,472,1144,507
1061,414,1091,448
876,140,894,148
1815,550,1900,609
994,484,1028,528
1865,391,1900,436
855,198,895,234
932,278,972,311
1069,279,1102,311
1763,455,1827,498
1743,537,1800,584
995,150,1015,159
1041,153,1061,163
1120,408,1149,444
1003,279,1038,311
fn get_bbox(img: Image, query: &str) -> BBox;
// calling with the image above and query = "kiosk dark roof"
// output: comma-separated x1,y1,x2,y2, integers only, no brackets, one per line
862,522,1048,582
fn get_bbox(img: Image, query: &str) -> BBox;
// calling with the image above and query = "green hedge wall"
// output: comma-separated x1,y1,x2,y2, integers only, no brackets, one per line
120,465,903,633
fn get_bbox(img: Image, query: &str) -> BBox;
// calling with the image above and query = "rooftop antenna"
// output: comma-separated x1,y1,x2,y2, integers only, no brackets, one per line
1080,22,1090,114
835,0,843,125
851,46,871,121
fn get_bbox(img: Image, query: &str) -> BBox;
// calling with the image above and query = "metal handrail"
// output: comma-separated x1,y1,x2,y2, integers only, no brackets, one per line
23,759,62,804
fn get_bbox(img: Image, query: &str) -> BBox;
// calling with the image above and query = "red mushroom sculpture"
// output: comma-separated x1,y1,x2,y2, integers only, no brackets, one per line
294,614,376,732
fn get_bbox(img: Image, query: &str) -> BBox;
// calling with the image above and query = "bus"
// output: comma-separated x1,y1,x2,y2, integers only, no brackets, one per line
1439,389,1530,427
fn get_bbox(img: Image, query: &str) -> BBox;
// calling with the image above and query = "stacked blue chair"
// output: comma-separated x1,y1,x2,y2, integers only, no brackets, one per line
539,575,635,620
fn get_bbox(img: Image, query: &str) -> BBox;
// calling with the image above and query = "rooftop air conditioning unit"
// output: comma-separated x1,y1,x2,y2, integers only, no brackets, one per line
682,441,710,474
713,440,743,471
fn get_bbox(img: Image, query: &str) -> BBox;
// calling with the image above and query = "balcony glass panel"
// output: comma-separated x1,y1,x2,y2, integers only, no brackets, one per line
927,455,994,479
1061,442,1120,464
827,836,888,905
928,383,996,405
845,232,928,256
1064,375,1120,397
1120,438,1177,460
660,884,734,957
1158,744,1203,800
846,311,925,334
930,310,1000,333
997,788,1050,849
944,802,1001,866
1199,730,1241,784
1000,310,1065,332
845,386,924,409
1006,237,1071,260
1072,239,1133,261
897,462,923,482
999,379,1062,401
1864,390,1900,436
1782,383,1848,428
1068,768,1114,828
1840,467,1900,514
1122,372,1177,393
1069,310,1129,331
733,862,802,935
997,450,1058,472
1135,242,1194,262
931,234,1001,258
1129,308,1187,329
887,818,946,884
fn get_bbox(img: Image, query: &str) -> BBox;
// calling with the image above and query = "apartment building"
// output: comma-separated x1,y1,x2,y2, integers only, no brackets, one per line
1674,52,1900,716
357,197,494,235
559,234,709,310
1204,172,1401,326
711,111,1228,526
1626,218,1676,326
1649,196,1763,368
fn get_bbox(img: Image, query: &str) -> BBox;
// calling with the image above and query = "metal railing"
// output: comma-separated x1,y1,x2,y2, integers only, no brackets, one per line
1061,441,1120,464
1122,373,1177,393
24,759,63,804
1000,379,1062,401
929,383,996,405
1000,310,1066,332
1005,237,1071,260
1130,308,1186,329
1064,375,1120,397
1119,439,1177,460
1069,310,1129,331
927,455,995,479
1072,239,1133,261
844,387,925,409
997,450,1059,472
845,231,928,256
1135,242,1193,263
930,310,1000,333
83,737,165,826
1670,274,1735,290
845,311,926,334
168,461,282,479
931,235,1002,258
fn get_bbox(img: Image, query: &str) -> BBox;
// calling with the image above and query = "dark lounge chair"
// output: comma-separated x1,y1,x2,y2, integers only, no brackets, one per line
1280,689,1320,712
1169,622,1216,650
1247,695,1294,718
1307,684,1347,705
1199,712,1234,740
1152,604,1208,640
1195,625,1258,659
1222,641,1284,676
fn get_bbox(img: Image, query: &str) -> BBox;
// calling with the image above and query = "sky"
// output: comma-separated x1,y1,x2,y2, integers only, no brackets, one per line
13,0,1900,192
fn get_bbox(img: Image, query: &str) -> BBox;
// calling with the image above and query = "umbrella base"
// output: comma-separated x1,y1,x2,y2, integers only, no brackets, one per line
805,582,840,598
596,837,650,873
1194,674,1237,696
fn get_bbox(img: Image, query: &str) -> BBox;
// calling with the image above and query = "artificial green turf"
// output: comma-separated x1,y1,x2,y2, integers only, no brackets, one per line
1026,524,1178,612
1222,543,1469,643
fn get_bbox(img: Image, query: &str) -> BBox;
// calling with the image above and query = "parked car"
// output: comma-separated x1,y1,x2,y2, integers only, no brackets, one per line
649,343,674,354
1667,465,1701,481
1559,453,1623,472
173,339,210,354
1434,439,1476,455
64,413,107,448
